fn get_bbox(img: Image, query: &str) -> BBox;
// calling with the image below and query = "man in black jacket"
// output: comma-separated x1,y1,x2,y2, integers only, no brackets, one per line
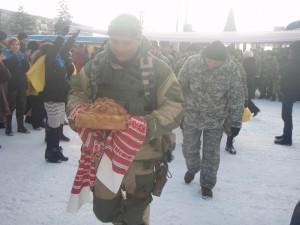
274,41,300,146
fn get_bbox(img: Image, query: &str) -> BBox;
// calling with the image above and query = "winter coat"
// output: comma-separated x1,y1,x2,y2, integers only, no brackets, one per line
280,58,300,102
3,51,29,93
42,46,70,103
42,36,77,103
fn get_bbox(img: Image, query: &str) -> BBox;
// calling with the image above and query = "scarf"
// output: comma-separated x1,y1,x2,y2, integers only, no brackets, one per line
67,103,147,212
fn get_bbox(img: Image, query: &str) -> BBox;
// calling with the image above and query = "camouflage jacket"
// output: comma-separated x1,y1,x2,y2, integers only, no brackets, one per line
67,43,184,160
178,53,244,129
232,56,248,101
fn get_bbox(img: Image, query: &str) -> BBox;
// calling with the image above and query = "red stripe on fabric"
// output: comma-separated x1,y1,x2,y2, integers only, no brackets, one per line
111,154,131,167
112,164,127,174
113,136,138,155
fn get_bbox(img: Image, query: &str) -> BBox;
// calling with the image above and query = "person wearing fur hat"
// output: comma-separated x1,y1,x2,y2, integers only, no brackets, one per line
178,41,244,198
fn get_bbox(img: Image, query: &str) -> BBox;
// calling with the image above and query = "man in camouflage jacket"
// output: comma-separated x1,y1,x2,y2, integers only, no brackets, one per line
178,41,244,198
67,14,184,225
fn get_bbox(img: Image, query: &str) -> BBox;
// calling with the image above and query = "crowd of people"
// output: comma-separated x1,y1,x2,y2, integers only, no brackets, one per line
0,13,299,225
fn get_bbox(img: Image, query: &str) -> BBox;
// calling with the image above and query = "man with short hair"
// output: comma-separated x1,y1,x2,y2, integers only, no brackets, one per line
178,41,244,198
67,14,183,225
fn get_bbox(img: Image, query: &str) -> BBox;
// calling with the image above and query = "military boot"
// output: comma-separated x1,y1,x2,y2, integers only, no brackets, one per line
201,186,213,199
184,171,195,184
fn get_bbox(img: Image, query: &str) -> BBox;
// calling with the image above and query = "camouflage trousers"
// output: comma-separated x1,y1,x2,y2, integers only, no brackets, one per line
182,124,223,189
93,160,155,225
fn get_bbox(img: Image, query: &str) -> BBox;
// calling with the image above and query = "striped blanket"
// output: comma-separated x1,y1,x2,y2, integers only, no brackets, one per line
67,103,147,212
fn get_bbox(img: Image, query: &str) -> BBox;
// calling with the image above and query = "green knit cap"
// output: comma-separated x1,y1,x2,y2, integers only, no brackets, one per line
108,14,142,38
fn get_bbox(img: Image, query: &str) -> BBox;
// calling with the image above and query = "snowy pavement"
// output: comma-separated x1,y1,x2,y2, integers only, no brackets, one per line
0,99,299,225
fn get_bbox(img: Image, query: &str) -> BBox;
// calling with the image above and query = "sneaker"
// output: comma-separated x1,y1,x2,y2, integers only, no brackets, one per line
274,138,292,146
201,187,213,199
60,133,70,142
18,127,30,134
58,146,68,161
184,171,195,184
225,145,237,155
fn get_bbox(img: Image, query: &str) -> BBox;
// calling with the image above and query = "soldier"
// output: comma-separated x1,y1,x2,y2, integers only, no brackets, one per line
67,14,183,225
224,47,249,155
178,41,244,198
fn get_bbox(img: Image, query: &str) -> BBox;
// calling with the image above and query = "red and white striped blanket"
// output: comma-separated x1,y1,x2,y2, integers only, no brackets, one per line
67,103,147,212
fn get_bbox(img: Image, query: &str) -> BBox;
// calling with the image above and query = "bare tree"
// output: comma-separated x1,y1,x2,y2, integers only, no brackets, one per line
8,6,36,34
54,0,72,35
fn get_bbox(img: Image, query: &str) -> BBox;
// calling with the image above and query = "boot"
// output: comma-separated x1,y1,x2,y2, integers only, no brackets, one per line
201,186,213,199
274,138,292,146
57,146,68,161
17,116,30,134
275,135,284,140
225,135,236,154
59,125,70,142
45,147,61,163
253,109,260,117
184,171,195,184
5,115,13,136
45,127,61,163
225,145,236,155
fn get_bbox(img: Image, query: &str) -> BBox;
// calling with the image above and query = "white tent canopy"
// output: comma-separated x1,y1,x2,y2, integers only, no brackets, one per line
144,31,300,43
73,26,300,44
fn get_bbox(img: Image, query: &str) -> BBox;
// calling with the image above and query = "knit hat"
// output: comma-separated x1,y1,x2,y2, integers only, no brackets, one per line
203,41,227,61
108,14,142,38
0,31,7,42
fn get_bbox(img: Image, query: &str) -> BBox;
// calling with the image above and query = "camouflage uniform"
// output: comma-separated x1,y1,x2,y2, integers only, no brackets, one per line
178,53,244,189
67,40,184,225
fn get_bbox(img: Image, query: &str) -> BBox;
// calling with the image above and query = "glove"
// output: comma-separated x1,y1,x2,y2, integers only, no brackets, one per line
231,127,241,137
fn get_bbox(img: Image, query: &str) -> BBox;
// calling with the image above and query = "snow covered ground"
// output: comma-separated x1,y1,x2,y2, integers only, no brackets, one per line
0,99,299,225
